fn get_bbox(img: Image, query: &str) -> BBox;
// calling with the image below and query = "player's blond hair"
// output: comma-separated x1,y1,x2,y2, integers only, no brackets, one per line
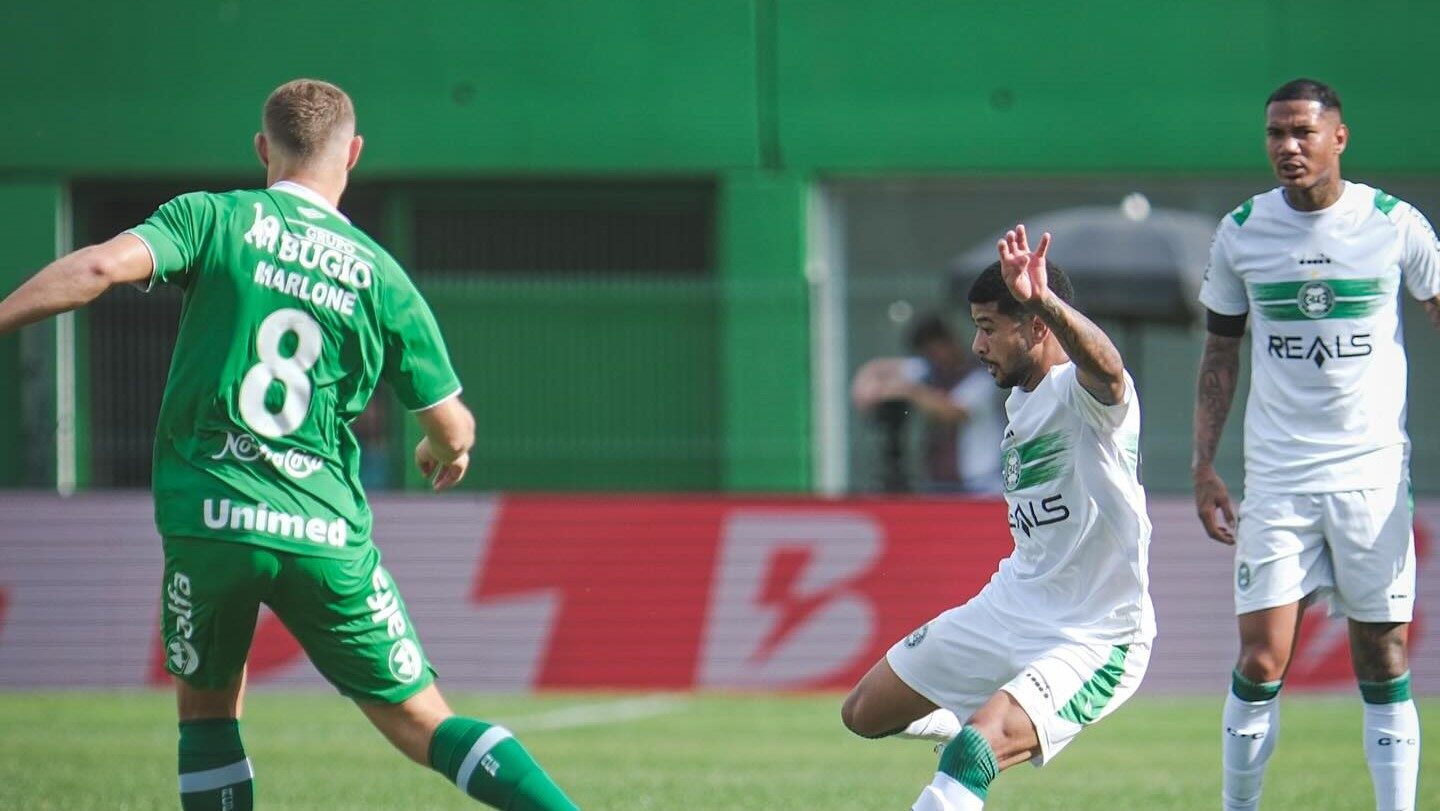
262,79,356,161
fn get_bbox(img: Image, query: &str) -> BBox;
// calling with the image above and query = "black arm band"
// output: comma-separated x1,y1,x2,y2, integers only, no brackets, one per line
1206,309,1248,337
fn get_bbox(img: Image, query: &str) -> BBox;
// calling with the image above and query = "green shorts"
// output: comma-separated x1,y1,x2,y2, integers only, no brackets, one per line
160,536,435,703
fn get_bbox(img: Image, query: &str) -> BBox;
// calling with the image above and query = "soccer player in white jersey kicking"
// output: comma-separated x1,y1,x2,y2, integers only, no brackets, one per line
841,224,1156,810
1194,78,1439,811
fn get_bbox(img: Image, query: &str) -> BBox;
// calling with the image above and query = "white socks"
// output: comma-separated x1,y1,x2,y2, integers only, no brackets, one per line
1363,699,1420,811
900,709,962,742
1221,691,1279,811
912,773,985,811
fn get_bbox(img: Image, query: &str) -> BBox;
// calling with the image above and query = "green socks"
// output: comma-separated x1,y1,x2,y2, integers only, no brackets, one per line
1231,669,1282,702
429,717,580,810
178,719,254,811
1359,671,1412,705
938,725,1000,801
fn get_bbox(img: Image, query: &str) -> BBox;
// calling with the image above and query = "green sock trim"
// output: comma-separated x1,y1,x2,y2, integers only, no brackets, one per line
937,726,999,801
179,720,252,811
1231,669,1282,702
429,716,488,776
428,716,577,810
179,719,246,773
1359,671,1412,704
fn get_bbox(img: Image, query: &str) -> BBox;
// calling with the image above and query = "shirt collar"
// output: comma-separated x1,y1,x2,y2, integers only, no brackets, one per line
269,180,351,224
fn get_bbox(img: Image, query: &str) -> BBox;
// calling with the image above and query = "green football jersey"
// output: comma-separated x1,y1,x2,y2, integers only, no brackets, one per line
128,181,460,558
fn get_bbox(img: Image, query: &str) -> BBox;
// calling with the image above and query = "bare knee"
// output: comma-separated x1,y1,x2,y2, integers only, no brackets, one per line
840,690,889,739
175,672,245,721
1235,643,1290,683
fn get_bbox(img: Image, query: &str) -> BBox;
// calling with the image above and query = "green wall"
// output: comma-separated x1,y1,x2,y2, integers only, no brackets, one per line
0,184,65,486
5,1,1440,490
5,2,1438,175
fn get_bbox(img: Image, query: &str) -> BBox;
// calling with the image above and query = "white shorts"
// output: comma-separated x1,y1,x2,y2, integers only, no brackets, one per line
886,597,1150,766
1234,482,1415,622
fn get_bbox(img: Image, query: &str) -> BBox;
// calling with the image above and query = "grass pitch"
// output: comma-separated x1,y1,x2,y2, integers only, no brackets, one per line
2,691,1436,809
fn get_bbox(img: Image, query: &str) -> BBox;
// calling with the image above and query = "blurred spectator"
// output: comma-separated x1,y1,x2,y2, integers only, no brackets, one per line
852,313,1005,494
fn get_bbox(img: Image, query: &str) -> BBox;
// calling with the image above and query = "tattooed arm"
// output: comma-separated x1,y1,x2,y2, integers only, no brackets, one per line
1193,329,1243,544
997,224,1126,404
1025,292,1126,405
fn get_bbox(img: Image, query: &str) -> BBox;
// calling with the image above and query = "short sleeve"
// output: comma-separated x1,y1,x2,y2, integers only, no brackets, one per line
1396,202,1440,301
379,272,463,411
1057,363,1136,432
1198,220,1248,316
126,192,215,290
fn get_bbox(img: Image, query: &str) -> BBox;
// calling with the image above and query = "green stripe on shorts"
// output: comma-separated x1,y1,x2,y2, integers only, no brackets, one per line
1056,644,1130,725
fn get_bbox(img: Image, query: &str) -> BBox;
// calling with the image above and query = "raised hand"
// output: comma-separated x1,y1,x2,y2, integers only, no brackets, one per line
996,223,1053,305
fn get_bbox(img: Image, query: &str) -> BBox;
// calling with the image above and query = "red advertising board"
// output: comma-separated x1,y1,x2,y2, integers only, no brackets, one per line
0,493,1433,693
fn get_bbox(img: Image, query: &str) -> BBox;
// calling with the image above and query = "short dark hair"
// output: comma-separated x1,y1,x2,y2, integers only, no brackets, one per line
966,260,1074,318
1266,78,1342,115
906,313,955,353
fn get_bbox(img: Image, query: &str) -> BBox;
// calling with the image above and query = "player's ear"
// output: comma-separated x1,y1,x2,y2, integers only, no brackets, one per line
1334,122,1349,155
1026,312,1050,345
346,135,364,171
254,133,269,168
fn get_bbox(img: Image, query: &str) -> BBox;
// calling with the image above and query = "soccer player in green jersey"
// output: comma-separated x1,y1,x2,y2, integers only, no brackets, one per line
0,79,581,811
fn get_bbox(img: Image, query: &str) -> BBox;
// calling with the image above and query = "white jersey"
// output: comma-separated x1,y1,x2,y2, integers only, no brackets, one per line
1199,182,1440,493
978,362,1155,645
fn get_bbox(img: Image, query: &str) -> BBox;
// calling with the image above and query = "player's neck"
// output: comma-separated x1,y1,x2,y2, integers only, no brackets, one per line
267,167,348,209
1281,177,1344,212
1019,345,1068,391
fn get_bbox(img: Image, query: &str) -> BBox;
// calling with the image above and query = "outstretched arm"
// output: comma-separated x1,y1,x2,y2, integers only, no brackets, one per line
851,358,971,424
998,224,1126,405
1192,329,1243,544
0,234,154,335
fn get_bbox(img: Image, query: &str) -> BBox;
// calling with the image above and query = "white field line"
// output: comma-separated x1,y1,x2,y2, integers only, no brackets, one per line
506,695,688,732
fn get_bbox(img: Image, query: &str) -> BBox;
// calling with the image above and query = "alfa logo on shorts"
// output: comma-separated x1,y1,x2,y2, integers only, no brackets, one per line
166,635,200,676
1237,562,1253,591
388,639,423,683
903,623,929,648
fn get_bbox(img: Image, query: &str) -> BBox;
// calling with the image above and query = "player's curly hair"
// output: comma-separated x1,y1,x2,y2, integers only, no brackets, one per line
263,78,356,160
966,260,1075,318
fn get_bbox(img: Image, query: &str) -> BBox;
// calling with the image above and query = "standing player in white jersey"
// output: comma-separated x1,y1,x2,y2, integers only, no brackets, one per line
841,225,1156,810
1194,78,1440,811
